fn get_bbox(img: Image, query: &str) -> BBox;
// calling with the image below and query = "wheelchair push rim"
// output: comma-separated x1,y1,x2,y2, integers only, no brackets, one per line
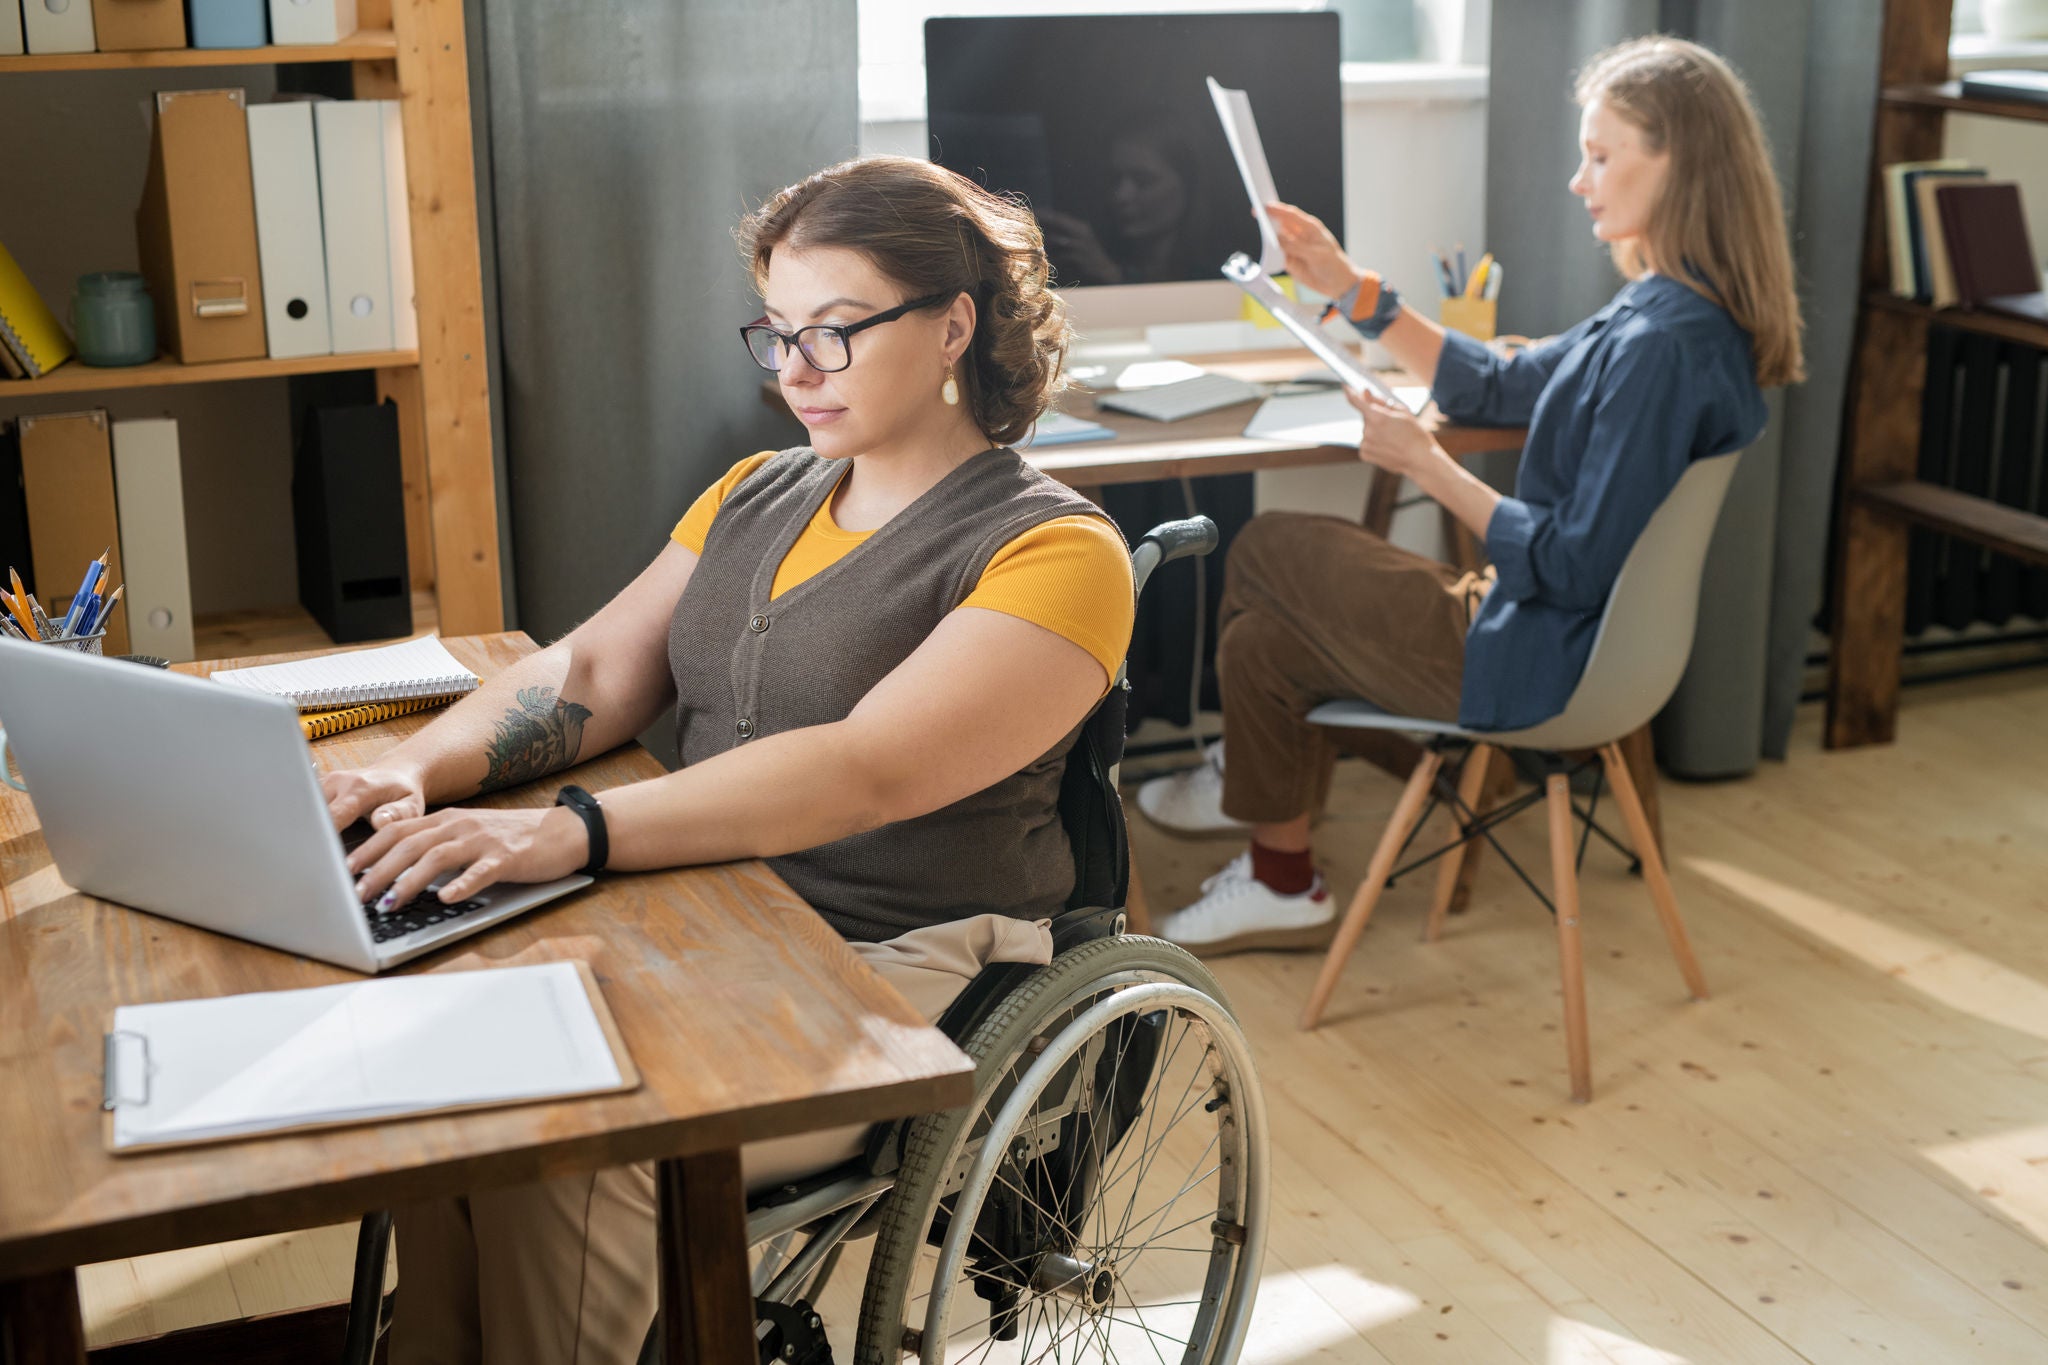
915,979,1268,1363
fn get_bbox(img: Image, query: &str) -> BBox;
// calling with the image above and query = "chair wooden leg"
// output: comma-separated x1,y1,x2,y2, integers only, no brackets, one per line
1600,743,1709,1001
1614,723,1663,859
1124,858,1154,936
1545,773,1593,1104
1425,744,1493,942
1300,748,1443,1031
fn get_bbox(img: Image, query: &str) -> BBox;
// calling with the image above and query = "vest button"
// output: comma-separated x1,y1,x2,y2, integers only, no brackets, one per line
736,718,755,739
749,614,769,633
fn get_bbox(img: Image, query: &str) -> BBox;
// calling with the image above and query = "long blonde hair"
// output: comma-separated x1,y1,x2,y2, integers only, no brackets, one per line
1576,37,1804,388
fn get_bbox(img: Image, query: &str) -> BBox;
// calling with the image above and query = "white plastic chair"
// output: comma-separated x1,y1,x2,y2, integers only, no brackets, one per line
1297,452,1741,1101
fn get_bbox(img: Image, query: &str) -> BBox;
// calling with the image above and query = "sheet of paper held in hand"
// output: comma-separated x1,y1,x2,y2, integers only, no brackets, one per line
104,961,630,1151
1206,76,1285,274
1221,253,1399,405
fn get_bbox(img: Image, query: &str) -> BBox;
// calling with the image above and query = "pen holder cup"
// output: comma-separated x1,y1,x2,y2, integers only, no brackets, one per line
1441,296,1498,341
0,631,107,793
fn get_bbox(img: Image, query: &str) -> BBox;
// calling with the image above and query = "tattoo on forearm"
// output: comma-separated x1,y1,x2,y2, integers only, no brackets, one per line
479,686,594,793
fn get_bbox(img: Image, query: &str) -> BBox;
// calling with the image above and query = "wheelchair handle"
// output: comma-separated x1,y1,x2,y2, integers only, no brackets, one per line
1132,516,1220,600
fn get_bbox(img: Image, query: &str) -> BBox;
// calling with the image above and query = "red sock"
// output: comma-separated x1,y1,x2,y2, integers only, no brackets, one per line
1250,841,1316,896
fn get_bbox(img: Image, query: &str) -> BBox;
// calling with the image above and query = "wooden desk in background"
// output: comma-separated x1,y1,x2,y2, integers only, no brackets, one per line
761,348,1529,555
0,633,973,1365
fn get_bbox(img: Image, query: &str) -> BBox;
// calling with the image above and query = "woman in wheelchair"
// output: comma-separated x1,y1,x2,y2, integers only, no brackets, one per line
315,157,1273,1363
1144,36,1804,955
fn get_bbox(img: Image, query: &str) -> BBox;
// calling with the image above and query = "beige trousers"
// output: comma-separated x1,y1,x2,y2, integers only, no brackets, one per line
389,913,1053,1365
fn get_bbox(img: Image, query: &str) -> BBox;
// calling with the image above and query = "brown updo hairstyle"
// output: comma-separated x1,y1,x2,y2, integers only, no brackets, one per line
737,156,1070,446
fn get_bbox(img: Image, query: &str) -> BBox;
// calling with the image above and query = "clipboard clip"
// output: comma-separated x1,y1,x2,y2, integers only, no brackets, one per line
102,1030,152,1111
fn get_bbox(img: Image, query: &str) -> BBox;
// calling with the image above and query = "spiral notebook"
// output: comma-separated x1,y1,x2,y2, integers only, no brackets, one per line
211,635,481,710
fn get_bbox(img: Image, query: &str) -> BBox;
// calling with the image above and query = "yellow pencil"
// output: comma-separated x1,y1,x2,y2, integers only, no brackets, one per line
1465,252,1495,300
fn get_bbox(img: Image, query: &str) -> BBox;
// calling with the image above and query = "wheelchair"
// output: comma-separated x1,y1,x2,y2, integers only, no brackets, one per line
342,516,1269,1365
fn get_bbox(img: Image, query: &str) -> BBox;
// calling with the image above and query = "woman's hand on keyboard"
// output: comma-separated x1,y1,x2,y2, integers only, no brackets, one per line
322,762,429,833
346,804,587,912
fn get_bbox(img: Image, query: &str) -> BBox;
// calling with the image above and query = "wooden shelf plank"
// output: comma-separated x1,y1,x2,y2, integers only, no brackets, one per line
1,350,417,400
0,30,395,73
1864,291,2048,351
1856,480,2048,568
1882,81,2048,124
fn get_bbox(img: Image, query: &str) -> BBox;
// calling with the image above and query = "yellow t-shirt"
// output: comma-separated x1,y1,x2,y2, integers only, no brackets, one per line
670,453,1135,682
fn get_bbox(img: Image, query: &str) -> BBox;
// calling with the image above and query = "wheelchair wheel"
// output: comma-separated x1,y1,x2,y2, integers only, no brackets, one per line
854,935,1267,1363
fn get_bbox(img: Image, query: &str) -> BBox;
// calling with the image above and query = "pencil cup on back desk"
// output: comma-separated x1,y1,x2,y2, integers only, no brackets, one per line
1438,246,1500,341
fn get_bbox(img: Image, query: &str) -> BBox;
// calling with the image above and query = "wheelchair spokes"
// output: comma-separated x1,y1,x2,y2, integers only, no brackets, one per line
912,987,1259,1363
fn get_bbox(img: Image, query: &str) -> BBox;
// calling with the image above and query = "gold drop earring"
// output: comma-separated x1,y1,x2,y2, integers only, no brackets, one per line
941,362,960,406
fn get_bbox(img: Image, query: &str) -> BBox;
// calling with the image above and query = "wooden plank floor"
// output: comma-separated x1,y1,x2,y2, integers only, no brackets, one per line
83,673,2048,1361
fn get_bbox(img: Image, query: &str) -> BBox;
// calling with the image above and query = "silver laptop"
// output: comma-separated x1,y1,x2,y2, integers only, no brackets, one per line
0,638,592,973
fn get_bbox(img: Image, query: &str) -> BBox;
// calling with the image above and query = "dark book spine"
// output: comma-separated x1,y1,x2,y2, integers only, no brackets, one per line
1982,341,2039,624
1938,334,2002,630
1907,327,1959,636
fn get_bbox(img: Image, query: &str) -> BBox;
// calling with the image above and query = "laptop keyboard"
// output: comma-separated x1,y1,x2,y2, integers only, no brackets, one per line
363,891,490,944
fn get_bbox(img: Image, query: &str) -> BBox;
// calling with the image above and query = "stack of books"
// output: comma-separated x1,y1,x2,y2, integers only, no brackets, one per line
1884,159,2045,323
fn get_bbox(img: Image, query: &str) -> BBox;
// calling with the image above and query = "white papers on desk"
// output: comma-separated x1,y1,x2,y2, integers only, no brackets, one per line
1207,77,1284,274
1242,387,1431,447
106,962,628,1151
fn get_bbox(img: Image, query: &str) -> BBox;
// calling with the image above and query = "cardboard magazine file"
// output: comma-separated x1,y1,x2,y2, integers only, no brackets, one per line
136,89,269,364
91,0,187,51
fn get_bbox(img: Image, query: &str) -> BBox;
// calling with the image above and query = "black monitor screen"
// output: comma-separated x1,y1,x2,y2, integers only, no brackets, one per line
924,12,1344,290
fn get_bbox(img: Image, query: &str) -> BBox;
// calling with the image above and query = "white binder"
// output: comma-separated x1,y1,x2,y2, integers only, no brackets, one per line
267,0,354,45
110,418,196,664
381,100,418,351
247,102,334,360
1,0,25,58
314,100,397,354
22,0,94,53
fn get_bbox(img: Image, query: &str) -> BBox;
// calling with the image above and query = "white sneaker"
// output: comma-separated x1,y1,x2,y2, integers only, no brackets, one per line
1136,742,1249,837
1156,855,1334,958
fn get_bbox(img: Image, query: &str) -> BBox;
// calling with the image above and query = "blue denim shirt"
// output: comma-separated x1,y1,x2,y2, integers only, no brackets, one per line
1427,275,1768,732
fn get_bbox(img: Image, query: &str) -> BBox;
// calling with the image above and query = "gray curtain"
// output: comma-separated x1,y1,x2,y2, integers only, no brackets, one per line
470,0,855,649
1485,1,1882,774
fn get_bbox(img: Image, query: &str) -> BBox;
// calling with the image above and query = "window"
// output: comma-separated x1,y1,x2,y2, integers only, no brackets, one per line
860,2,1487,122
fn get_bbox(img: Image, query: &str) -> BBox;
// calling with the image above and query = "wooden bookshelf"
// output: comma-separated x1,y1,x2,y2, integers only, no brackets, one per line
1862,291,2048,350
7,350,417,397
0,29,395,73
1881,80,2048,125
1826,0,2048,749
0,0,505,642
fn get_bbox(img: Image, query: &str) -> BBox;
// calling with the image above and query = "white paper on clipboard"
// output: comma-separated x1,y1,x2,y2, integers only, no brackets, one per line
1207,77,1285,274
1221,253,1398,404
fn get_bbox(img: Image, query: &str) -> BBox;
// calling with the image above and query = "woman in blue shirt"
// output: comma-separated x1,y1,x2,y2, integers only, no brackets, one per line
1147,36,1803,955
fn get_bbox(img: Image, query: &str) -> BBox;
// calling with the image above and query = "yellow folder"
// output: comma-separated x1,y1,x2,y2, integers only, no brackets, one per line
0,240,74,379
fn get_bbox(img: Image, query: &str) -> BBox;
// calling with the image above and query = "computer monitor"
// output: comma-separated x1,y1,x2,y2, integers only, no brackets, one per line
925,10,1344,319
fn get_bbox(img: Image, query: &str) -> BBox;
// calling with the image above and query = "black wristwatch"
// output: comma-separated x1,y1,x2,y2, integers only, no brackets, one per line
554,784,608,876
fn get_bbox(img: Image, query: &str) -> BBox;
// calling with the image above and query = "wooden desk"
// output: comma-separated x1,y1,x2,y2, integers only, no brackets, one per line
759,349,1528,542
0,633,973,1364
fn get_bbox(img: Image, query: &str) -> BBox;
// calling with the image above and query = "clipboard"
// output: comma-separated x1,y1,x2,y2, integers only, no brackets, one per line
1221,253,1399,405
102,960,640,1155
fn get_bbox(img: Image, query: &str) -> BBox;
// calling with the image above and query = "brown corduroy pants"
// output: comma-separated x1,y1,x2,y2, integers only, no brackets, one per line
1216,512,1492,825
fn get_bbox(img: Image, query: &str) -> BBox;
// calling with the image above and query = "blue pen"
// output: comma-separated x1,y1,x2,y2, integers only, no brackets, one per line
60,556,104,636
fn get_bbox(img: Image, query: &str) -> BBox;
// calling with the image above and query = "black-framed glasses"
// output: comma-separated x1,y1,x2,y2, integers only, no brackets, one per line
741,291,953,374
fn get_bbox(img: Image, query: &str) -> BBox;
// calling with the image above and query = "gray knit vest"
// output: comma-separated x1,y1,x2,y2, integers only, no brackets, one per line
668,446,1118,942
